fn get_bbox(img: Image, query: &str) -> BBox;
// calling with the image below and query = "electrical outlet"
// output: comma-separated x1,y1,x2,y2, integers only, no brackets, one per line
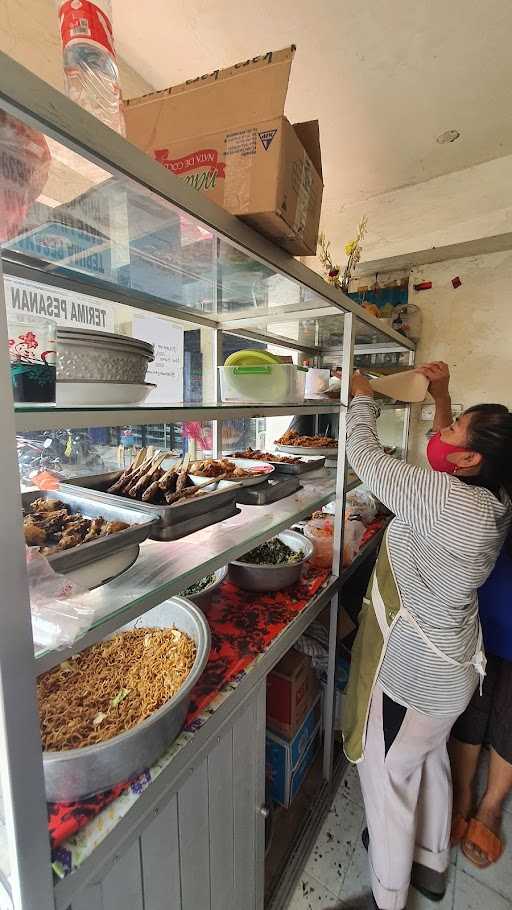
452,403,463,417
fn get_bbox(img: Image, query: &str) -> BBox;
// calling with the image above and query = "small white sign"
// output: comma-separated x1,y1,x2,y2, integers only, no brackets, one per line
133,315,184,404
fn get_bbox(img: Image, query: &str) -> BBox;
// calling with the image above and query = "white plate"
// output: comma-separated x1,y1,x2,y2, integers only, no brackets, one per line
56,381,156,406
190,458,275,488
276,444,339,458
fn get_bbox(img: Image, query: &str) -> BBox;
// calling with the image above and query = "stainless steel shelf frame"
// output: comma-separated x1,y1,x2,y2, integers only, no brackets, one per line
0,51,414,910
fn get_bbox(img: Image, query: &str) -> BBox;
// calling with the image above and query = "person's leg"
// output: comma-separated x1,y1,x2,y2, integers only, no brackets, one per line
449,656,497,827
413,732,453,899
357,684,456,910
464,657,512,865
449,739,482,823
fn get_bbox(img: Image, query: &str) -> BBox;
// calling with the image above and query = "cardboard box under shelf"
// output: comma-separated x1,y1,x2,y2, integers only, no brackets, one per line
266,694,322,808
125,46,323,256
267,649,319,740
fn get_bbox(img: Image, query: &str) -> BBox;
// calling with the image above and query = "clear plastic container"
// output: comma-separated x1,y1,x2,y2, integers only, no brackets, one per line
303,518,334,568
218,364,307,404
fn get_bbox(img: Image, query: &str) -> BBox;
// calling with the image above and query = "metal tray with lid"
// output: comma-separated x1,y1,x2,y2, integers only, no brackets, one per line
62,473,242,539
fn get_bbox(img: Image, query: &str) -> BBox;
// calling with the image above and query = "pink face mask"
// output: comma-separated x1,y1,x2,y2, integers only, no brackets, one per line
427,432,469,475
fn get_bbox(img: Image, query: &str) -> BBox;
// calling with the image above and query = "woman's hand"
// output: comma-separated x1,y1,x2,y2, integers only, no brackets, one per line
417,362,450,400
350,371,374,398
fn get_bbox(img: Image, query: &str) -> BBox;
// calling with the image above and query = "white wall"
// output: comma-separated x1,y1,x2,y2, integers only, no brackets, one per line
0,0,151,98
408,251,512,464
316,155,512,272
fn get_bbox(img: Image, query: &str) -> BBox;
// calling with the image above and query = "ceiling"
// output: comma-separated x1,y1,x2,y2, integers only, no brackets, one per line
114,0,512,222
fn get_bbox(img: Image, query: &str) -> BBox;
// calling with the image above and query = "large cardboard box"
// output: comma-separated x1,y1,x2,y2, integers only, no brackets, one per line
125,47,323,256
266,649,319,740
266,694,321,808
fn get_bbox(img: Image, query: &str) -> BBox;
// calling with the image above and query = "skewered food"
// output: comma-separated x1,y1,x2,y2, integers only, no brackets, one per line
233,447,302,464
23,499,130,555
106,453,204,506
38,627,197,751
189,458,262,479
274,430,337,448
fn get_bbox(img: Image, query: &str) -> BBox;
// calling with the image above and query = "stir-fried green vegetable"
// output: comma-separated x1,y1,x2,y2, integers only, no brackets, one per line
182,574,216,596
241,538,304,566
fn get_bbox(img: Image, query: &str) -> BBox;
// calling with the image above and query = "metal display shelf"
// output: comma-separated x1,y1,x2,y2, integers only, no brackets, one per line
35,470,337,674
0,52,414,353
15,400,343,433
0,51,414,910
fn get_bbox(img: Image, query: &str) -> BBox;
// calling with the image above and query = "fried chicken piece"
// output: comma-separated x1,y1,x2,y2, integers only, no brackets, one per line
23,520,47,547
57,531,84,550
101,520,129,535
83,517,105,542
29,498,66,514
231,466,252,478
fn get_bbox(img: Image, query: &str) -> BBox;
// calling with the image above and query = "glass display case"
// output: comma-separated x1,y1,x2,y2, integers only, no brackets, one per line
0,51,414,910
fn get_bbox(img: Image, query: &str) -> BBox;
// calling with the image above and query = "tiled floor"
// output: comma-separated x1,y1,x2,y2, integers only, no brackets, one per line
286,756,512,909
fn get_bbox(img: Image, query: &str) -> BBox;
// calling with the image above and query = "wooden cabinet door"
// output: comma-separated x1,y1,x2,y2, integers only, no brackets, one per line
71,682,267,910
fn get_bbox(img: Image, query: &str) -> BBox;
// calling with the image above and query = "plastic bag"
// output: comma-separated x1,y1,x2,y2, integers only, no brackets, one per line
346,488,378,526
0,112,51,242
26,548,95,650
342,515,367,568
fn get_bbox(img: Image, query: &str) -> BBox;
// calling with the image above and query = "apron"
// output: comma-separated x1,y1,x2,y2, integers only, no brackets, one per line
342,530,486,764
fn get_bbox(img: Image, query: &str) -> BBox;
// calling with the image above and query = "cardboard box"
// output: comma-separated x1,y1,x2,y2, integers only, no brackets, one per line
266,695,321,808
267,649,319,740
125,46,324,256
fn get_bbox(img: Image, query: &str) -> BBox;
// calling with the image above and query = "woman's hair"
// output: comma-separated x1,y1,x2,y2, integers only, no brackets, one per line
465,404,512,496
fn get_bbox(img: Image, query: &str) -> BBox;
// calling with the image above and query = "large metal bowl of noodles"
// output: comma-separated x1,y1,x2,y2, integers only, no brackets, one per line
42,597,211,802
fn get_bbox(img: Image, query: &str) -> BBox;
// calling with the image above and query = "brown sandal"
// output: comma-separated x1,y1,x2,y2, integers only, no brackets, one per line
462,818,504,869
451,813,469,846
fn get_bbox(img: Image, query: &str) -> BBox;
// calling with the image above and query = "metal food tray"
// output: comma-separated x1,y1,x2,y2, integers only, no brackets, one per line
161,502,241,541
269,455,326,475
22,488,158,574
235,476,302,506
62,472,242,538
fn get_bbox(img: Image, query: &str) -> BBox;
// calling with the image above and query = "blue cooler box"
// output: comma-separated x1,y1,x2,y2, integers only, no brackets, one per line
266,694,321,808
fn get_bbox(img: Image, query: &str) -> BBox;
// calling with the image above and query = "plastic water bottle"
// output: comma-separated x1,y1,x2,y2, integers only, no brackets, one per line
56,0,126,135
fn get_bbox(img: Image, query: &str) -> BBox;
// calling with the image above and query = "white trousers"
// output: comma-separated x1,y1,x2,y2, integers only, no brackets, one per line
357,684,460,910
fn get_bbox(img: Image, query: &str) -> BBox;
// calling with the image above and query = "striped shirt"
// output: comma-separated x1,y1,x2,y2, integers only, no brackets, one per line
346,397,511,716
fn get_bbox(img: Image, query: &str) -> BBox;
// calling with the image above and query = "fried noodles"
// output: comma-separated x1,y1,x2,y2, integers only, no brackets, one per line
38,628,196,751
